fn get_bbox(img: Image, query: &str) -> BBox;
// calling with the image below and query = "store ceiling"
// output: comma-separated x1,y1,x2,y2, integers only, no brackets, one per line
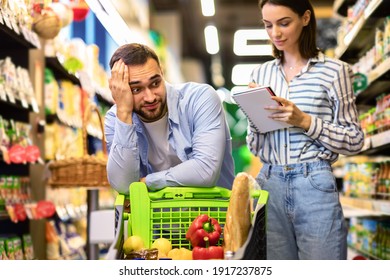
149,0,336,88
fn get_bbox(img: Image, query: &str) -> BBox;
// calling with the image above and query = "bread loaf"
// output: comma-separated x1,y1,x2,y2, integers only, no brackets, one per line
223,172,252,253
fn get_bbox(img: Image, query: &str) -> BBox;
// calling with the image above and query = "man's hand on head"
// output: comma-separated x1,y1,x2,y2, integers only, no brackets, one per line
109,59,133,124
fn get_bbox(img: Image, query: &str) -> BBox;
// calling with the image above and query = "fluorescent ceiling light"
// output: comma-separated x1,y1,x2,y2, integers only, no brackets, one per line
231,64,258,85
204,25,219,54
85,0,151,46
201,0,215,16
233,29,272,56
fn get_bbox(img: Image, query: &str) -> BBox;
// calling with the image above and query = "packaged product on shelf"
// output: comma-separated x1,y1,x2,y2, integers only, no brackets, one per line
0,239,8,260
44,68,59,115
12,236,23,260
385,16,390,57
1,237,15,260
22,234,34,260
375,27,384,67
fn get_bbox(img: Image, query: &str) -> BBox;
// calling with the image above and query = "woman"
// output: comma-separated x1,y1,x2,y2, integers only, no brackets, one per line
247,0,364,259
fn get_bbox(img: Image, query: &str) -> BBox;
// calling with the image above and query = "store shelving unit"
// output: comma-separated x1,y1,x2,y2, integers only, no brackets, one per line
359,130,390,155
0,18,45,259
334,0,390,62
44,55,109,260
334,0,390,260
333,0,358,17
341,196,390,215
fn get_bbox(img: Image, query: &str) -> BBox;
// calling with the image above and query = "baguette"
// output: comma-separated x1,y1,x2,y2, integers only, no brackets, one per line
223,172,252,253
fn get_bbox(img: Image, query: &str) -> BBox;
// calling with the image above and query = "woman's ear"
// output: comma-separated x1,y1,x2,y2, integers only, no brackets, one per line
302,10,311,26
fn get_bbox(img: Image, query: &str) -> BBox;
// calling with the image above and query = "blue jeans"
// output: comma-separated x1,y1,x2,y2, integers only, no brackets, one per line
257,161,347,260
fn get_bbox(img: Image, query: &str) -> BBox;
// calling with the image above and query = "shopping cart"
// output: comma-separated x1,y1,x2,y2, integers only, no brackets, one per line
106,182,268,260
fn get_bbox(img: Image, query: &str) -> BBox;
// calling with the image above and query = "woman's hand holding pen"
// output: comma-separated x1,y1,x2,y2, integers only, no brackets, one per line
109,59,133,124
266,96,311,132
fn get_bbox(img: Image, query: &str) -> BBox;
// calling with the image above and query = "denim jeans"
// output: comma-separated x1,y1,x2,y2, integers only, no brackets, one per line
256,160,347,260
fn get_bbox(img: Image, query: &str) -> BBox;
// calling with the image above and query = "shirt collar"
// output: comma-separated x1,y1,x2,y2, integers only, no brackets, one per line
275,51,325,66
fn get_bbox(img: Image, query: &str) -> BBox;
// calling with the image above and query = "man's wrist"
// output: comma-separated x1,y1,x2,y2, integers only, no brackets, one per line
116,110,133,124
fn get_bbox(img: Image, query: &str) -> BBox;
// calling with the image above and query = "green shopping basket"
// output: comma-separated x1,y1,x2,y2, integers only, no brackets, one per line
106,182,268,260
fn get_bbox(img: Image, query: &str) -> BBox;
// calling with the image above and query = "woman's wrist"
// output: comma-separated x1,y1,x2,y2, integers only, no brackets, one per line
301,114,311,132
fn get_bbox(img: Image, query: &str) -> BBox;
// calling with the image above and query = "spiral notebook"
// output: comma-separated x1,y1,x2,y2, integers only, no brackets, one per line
232,86,292,133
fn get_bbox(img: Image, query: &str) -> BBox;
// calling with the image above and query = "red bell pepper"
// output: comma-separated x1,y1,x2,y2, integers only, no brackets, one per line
192,237,224,260
186,214,222,247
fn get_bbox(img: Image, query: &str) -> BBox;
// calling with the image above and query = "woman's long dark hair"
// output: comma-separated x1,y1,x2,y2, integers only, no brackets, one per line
259,0,319,59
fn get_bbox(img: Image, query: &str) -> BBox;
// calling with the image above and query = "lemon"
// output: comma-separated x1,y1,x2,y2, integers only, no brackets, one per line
167,248,192,260
151,238,172,255
123,235,145,254
167,248,180,260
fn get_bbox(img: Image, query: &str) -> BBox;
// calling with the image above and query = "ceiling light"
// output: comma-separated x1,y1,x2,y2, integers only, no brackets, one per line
233,29,272,56
201,0,215,17
85,0,151,46
204,25,219,54
231,63,258,85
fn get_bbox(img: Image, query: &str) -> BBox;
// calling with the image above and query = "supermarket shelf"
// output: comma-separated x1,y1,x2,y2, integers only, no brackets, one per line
347,246,381,260
0,210,9,220
0,161,29,176
333,0,357,17
340,195,390,215
0,99,30,123
45,57,81,85
359,130,390,155
335,0,390,61
356,57,390,106
0,21,39,50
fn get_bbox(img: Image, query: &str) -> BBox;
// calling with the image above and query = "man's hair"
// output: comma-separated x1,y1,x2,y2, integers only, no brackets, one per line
109,43,161,69
259,0,319,59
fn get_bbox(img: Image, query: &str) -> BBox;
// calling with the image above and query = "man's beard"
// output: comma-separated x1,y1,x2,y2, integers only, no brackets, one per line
136,100,167,122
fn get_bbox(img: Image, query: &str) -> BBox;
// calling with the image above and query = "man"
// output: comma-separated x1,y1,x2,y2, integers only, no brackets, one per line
105,43,235,194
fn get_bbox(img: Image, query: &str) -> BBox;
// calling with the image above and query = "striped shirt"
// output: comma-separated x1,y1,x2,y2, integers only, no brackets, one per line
247,52,364,165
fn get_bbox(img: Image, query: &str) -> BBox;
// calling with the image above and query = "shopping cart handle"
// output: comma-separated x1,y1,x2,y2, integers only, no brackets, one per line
130,182,232,200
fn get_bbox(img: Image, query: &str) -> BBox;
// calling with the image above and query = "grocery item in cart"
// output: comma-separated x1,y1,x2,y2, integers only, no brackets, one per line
223,172,252,253
106,181,268,260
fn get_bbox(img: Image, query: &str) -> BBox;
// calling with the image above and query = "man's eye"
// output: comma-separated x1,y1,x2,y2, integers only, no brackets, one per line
132,88,141,94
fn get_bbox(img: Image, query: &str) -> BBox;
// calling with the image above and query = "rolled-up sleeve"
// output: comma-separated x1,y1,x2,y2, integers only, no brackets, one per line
105,106,140,194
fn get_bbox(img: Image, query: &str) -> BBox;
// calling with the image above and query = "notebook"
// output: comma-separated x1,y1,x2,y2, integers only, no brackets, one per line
232,86,292,133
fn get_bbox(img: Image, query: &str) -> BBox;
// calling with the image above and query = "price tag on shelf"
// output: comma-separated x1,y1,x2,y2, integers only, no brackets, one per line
4,86,15,104
20,96,29,109
20,26,31,43
9,16,20,35
1,8,12,30
29,97,39,113
30,32,41,49
0,84,7,101
376,201,390,215
361,137,372,151
0,8,4,25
